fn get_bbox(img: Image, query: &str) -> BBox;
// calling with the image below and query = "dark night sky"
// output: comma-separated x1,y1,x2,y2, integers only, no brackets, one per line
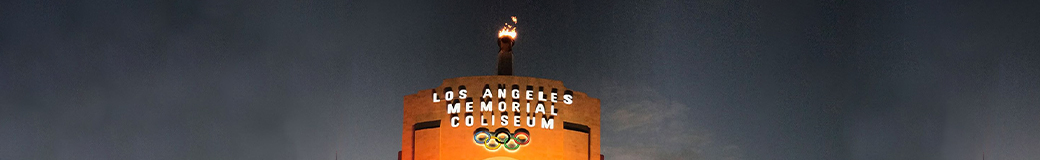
2,0,1039,159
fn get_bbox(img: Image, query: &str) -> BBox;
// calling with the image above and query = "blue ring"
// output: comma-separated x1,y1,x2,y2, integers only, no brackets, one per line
474,131,491,144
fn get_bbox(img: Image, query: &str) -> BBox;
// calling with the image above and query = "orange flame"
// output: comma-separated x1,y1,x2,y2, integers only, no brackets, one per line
498,16,517,39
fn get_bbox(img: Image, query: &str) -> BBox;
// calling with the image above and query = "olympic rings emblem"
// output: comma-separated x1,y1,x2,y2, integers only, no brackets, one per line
473,127,530,151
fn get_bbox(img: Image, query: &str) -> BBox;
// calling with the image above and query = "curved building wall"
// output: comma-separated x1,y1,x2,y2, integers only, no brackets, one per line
401,76,601,160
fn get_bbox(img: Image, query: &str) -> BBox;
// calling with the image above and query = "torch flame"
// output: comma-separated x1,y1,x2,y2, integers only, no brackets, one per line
498,16,517,39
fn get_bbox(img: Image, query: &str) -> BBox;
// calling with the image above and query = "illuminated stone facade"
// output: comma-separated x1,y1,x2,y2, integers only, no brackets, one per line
400,76,602,160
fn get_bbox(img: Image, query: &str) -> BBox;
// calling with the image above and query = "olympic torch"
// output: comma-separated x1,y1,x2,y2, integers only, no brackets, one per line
497,16,518,75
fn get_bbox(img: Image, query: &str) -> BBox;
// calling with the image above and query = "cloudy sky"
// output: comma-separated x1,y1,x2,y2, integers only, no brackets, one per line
2,0,1038,159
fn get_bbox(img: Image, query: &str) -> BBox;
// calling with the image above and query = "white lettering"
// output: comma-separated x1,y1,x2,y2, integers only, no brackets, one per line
445,91,454,101
465,101,473,112
441,84,570,130
465,115,474,127
512,101,520,112
550,92,558,103
481,115,489,126
483,88,493,98
450,116,460,127
526,116,536,127
541,118,554,129
563,94,573,104
447,102,460,114
481,100,493,112
535,103,545,115
525,103,530,114
551,104,557,116
498,88,507,99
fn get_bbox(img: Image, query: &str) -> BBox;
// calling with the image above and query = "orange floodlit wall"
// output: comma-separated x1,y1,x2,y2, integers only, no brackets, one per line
401,76,602,160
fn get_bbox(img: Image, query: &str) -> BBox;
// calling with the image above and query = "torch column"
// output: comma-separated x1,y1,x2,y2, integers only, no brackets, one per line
497,36,514,75
496,16,518,76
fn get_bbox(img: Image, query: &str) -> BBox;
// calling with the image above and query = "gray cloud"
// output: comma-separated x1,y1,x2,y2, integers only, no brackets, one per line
599,82,742,160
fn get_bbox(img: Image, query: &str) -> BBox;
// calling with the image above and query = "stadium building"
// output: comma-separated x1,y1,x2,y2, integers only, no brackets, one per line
398,19,603,160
